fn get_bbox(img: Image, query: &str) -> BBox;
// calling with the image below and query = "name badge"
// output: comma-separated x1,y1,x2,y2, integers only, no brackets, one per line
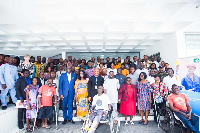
95,85,97,89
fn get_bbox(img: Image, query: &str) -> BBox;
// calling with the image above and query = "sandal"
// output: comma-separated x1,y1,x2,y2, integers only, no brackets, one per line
26,128,33,132
138,119,144,124
34,125,40,129
42,124,50,129
143,120,148,125
130,120,134,125
125,120,128,125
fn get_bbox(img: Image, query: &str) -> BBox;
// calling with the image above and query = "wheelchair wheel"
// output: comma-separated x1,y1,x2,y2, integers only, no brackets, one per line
158,107,174,132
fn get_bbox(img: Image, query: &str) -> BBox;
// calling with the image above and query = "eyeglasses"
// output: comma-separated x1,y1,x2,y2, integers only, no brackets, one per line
127,80,131,81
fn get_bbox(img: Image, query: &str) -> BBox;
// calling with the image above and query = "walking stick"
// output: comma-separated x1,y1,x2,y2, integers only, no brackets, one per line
33,97,39,132
55,105,58,130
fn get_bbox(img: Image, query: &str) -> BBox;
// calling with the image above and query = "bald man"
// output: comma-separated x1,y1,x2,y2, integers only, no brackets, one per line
88,68,104,102
59,66,77,124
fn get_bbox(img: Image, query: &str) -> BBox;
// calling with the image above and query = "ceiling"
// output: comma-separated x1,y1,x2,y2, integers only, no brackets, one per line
0,0,200,58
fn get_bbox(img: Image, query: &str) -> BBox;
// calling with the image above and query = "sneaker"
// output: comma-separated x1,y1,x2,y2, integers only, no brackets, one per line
2,106,7,110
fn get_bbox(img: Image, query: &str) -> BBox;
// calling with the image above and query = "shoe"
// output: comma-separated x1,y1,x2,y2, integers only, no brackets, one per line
69,119,75,124
2,106,7,110
143,120,148,125
62,120,67,124
19,126,24,129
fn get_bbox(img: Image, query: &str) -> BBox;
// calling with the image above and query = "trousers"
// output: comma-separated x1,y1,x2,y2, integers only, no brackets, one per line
1,88,17,106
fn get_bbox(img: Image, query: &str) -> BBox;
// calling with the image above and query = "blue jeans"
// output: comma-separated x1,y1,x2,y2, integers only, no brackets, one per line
1,88,17,106
174,111,199,133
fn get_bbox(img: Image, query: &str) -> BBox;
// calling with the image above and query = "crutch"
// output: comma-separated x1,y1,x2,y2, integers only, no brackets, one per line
33,98,39,132
55,104,58,130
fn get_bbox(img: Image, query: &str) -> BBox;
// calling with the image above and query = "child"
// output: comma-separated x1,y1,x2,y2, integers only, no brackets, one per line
38,78,57,129
88,86,111,133
25,77,39,132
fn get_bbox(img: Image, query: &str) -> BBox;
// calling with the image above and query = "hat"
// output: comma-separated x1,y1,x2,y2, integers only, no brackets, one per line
158,65,164,68
187,64,196,69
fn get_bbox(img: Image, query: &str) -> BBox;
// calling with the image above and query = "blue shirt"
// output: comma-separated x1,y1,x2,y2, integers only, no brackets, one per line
25,77,31,85
182,74,200,92
115,74,126,86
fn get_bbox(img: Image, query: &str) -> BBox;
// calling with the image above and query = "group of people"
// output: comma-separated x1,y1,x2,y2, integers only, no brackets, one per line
0,53,199,133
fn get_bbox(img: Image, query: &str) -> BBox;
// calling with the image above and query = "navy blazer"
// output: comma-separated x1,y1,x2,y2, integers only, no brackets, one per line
59,73,77,98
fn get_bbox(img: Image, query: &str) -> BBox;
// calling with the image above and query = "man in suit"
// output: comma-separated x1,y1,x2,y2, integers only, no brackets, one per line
131,56,140,70
88,68,104,102
59,66,77,124
15,69,31,129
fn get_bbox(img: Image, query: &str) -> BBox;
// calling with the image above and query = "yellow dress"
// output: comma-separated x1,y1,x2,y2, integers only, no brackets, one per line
33,62,45,77
74,79,88,119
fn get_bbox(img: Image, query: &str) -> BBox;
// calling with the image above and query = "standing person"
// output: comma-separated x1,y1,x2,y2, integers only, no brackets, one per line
151,76,168,122
59,66,77,124
124,59,130,71
88,68,104,102
0,54,4,66
33,56,45,78
39,72,47,86
168,84,200,133
117,57,122,67
150,56,159,69
44,66,51,80
144,55,151,69
15,69,31,129
149,63,158,74
147,69,155,84
18,55,34,77
101,68,108,81
105,57,111,68
30,56,35,64
131,56,140,70
121,63,129,77
38,78,57,129
4,55,10,64
127,67,138,85
182,64,200,92
25,78,40,132
157,56,161,66
56,64,66,80
0,57,18,110
156,65,168,82
85,60,94,78
107,62,117,75
103,71,120,111
115,68,126,86
135,62,149,78
118,77,137,125
74,70,88,120
163,68,181,92
137,72,152,125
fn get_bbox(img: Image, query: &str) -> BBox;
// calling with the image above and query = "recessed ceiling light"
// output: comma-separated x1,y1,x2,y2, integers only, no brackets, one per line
3,48,14,50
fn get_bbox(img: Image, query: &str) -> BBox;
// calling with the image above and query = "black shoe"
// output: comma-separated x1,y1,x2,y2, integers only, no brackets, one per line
19,126,24,129
2,106,7,110
69,119,75,124
62,120,67,124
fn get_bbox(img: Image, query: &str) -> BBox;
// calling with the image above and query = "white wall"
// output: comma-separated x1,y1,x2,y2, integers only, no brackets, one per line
140,33,178,69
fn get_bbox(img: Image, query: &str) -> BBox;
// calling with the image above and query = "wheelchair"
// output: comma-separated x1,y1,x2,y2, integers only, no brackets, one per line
157,106,189,133
81,103,120,133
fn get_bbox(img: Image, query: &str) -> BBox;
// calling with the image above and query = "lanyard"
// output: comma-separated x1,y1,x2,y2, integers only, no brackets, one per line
94,76,99,85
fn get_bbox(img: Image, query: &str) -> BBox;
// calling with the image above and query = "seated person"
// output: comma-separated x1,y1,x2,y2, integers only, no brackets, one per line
87,86,111,133
168,84,199,133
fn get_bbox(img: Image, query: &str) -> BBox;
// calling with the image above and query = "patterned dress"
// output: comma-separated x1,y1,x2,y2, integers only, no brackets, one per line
151,82,168,103
18,62,34,75
85,68,94,78
74,79,88,119
24,85,39,119
137,82,152,111
33,62,45,78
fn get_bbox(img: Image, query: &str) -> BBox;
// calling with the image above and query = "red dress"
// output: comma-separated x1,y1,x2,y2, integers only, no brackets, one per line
120,85,136,115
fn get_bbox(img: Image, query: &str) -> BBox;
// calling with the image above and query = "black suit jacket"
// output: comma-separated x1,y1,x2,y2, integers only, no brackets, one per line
131,61,140,70
88,76,104,100
15,77,28,100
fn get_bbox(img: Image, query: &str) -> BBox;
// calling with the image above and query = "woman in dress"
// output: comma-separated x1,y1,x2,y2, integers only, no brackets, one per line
119,77,137,125
25,77,39,132
44,66,51,80
137,72,152,125
151,76,168,122
74,70,88,120
18,54,34,77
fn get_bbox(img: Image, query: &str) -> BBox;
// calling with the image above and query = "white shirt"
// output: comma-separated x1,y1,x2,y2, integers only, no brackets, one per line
107,68,117,75
92,94,111,110
40,78,45,86
147,76,155,84
103,78,120,103
135,68,149,78
163,75,181,91
52,79,59,97
102,75,108,81
67,73,71,83
56,71,66,79
134,61,138,65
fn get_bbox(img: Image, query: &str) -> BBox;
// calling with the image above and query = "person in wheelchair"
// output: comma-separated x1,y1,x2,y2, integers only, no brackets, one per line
168,84,199,133
87,85,111,133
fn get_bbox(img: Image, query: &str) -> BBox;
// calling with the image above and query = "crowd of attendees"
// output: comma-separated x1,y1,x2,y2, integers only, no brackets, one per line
0,53,199,133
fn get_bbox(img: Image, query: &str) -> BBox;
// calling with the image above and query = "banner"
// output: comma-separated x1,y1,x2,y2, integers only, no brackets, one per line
176,56,200,116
